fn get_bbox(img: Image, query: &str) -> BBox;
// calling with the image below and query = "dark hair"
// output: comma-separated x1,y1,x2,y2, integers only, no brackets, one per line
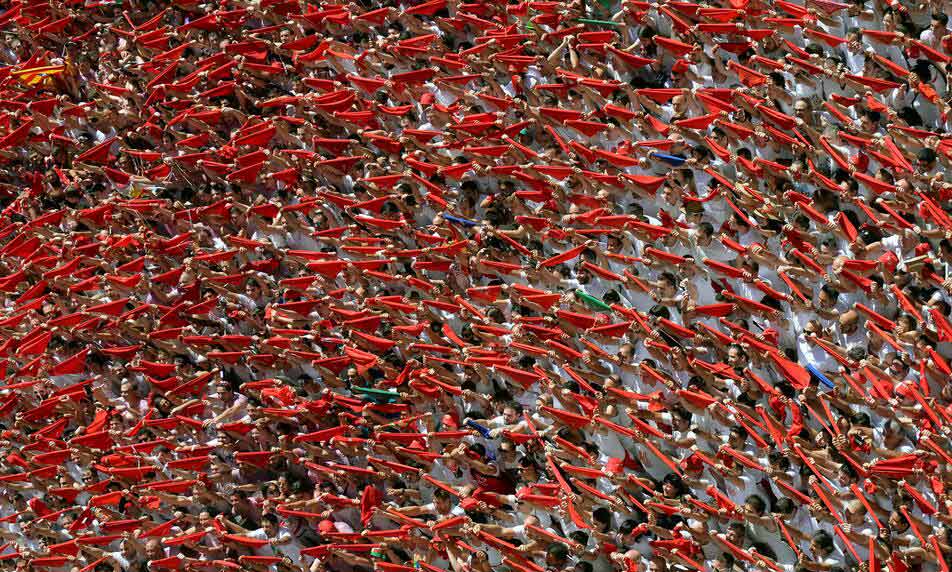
745,494,766,514
648,304,670,319
575,562,594,572
592,507,612,528
918,147,938,164
813,531,834,553
774,497,795,515
820,284,840,303
660,473,688,497
547,542,569,563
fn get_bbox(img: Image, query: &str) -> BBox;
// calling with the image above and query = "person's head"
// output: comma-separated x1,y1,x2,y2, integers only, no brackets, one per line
895,313,918,335
120,380,137,398
793,99,813,123
917,147,938,171
546,542,570,568
434,488,454,514
592,507,612,532
497,439,517,464
844,499,867,524
661,473,686,498
576,267,591,285
774,497,795,518
745,494,766,516
502,402,522,424
245,280,263,300
657,272,678,296
696,222,715,243
818,285,839,309
860,109,881,132
931,12,949,32
714,553,735,572
619,519,645,541
810,531,834,557
216,382,233,398
888,509,909,531
886,354,910,379
882,418,905,441
573,561,594,572
230,490,248,507
837,464,858,486
768,450,791,474
145,539,164,561
728,426,748,448
671,406,691,431
838,310,858,334
726,522,746,545
726,345,749,369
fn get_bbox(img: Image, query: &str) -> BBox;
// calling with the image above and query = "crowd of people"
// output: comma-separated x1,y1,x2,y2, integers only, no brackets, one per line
0,0,951,570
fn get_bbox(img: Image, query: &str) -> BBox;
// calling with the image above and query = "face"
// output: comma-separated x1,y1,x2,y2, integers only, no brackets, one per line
263,519,277,537
145,540,164,560
729,430,744,448
896,317,912,333
794,101,810,121
659,280,675,296
839,318,857,335
837,468,853,486
888,359,907,377
727,347,748,369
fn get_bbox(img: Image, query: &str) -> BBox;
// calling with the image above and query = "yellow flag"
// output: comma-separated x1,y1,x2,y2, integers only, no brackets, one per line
11,65,65,85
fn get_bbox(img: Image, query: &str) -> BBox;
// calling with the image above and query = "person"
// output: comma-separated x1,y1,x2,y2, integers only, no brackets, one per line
0,0,951,571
